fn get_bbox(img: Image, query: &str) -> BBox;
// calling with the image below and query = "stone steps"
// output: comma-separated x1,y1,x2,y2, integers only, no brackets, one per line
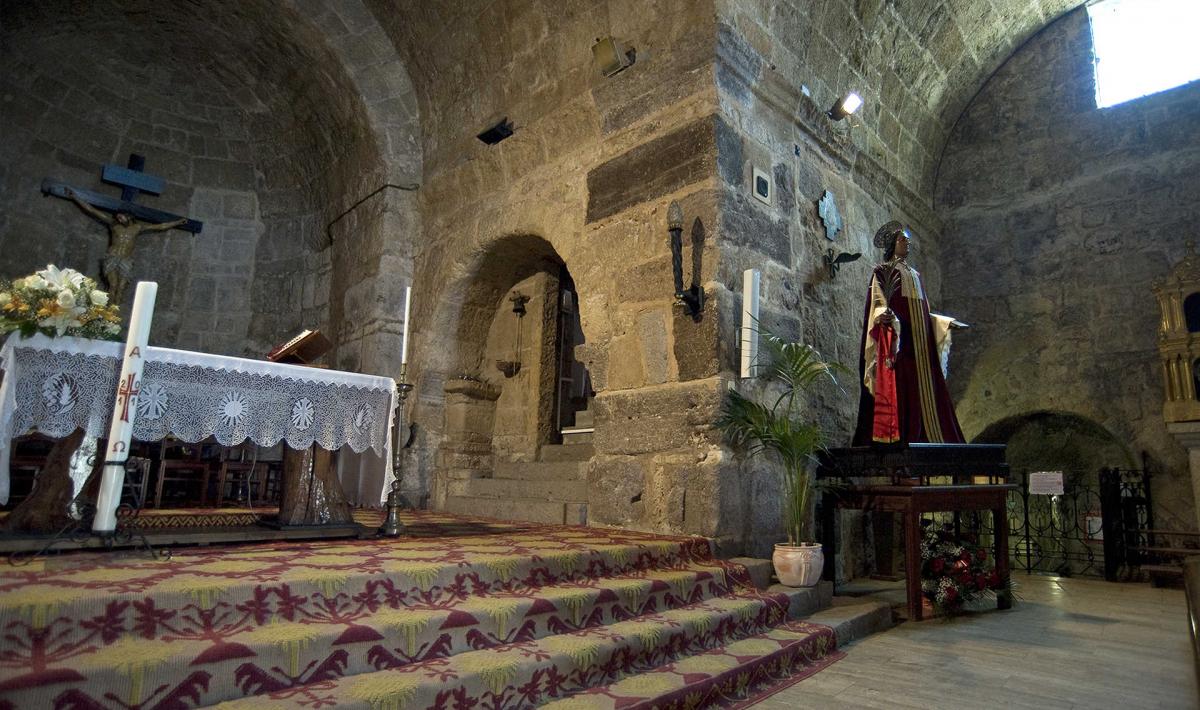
210,590,817,709
447,476,587,503
5,567,745,709
0,514,759,708
493,459,587,481
442,494,587,525
538,442,595,462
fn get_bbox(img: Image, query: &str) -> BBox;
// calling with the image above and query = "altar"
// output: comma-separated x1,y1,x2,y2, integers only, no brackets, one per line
817,443,1015,621
0,334,398,510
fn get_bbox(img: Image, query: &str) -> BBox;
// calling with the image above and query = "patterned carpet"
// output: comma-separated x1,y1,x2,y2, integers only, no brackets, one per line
0,510,842,709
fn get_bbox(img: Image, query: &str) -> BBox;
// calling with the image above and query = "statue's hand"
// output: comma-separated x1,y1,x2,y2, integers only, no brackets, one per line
875,310,895,326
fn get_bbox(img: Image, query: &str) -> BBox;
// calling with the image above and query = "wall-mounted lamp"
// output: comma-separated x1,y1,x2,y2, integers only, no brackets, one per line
495,292,530,378
827,91,863,121
824,248,861,279
592,36,635,77
668,201,704,318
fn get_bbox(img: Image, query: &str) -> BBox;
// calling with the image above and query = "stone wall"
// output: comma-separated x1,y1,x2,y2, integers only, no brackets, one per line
0,1,419,371
364,0,755,544
0,14,263,355
936,9,1200,529
486,272,560,463
711,4,961,569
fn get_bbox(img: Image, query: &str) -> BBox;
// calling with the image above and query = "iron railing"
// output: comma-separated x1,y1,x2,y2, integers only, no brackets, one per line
920,468,1151,580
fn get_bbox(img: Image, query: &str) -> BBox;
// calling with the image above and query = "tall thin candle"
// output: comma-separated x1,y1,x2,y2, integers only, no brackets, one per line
400,286,412,366
93,281,157,534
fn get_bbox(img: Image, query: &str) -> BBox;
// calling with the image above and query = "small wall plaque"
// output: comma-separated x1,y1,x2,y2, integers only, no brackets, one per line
818,190,842,241
1029,471,1065,496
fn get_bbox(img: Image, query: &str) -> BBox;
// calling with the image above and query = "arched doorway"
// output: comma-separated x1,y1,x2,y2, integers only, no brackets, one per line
433,235,593,524
974,410,1138,576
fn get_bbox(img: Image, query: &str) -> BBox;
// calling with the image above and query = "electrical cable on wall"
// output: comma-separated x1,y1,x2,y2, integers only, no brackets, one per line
325,182,420,245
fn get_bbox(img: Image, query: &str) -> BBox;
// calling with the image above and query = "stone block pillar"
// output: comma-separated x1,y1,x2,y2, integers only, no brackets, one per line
1167,422,1200,531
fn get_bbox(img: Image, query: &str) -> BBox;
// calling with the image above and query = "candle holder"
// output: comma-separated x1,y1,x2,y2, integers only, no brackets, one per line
379,365,414,538
667,201,704,319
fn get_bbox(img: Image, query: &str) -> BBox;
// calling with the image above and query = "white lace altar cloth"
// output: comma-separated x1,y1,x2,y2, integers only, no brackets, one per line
0,334,396,505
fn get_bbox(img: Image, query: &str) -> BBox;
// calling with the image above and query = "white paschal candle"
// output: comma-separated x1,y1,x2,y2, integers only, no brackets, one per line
400,286,412,366
92,281,157,534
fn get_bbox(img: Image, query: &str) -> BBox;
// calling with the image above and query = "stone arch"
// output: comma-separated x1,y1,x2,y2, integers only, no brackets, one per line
974,410,1137,478
421,233,591,507
443,234,568,378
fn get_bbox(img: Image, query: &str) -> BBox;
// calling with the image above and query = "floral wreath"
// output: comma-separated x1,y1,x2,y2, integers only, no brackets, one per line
920,520,1010,612
0,265,122,340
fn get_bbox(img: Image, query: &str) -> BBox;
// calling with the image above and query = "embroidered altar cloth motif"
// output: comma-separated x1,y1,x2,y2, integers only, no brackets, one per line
0,334,396,504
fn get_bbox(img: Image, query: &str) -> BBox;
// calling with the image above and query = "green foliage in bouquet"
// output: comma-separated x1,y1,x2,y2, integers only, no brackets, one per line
716,330,847,546
921,520,1012,612
0,265,122,341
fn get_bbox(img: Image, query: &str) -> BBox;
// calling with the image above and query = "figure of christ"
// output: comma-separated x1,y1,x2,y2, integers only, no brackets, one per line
65,187,187,303
852,221,965,445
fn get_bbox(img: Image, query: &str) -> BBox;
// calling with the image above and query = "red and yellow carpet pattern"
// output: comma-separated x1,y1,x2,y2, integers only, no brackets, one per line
0,511,841,708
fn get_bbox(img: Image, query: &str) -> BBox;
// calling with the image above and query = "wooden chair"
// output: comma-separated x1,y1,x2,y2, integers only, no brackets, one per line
215,445,266,507
121,456,151,510
153,441,212,508
258,462,284,505
6,435,56,506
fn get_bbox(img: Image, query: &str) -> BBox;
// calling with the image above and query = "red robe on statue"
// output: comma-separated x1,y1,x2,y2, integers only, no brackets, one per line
853,260,964,446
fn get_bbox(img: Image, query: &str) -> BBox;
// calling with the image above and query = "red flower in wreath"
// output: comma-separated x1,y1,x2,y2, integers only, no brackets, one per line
930,558,945,574
943,587,959,603
976,548,988,562
958,572,973,586
976,574,988,590
959,550,972,563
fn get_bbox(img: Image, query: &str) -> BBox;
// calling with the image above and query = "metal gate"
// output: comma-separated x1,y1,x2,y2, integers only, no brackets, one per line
925,468,1152,579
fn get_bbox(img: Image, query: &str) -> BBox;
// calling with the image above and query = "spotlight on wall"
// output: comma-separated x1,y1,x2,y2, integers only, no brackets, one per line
827,91,863,121
592,36,635,77
477,118,514,145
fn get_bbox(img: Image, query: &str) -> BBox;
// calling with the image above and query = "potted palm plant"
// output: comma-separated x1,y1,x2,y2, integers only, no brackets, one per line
717,331,845,587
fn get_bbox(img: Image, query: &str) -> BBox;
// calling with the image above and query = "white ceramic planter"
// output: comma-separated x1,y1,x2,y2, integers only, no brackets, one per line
772,542,824,587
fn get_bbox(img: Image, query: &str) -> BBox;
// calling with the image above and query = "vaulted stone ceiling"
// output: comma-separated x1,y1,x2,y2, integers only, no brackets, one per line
0,0,415,217
738,0,1092,200
362,0,1090,201
3,0,1091,204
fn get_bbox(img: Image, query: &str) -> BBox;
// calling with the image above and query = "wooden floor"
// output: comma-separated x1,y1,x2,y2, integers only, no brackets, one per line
758,574,1195,709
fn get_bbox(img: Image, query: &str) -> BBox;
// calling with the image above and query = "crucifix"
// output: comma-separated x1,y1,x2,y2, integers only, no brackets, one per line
42,153,203,304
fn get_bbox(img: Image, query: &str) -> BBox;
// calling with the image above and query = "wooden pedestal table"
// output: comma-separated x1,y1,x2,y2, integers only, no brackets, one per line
823,483,1016,621
278,445,353,526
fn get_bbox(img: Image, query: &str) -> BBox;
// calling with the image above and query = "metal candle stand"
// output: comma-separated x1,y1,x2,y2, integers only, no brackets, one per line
379,367,413,537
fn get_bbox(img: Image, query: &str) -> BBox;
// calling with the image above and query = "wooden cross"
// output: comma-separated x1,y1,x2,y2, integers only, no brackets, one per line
41,153,203,234
116,373,140,423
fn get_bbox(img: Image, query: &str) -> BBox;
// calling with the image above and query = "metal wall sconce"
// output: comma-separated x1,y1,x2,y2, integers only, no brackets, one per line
827,91,863,121
668,201,704,318
824,248,861,279
592,36,635,77
495,292,530,378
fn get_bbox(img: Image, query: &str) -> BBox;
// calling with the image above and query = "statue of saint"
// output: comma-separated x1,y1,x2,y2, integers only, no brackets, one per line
65,187,187,303
852,221,965,445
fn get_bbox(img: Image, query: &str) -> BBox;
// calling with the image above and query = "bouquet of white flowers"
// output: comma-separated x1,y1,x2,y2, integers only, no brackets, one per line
0,265,122,340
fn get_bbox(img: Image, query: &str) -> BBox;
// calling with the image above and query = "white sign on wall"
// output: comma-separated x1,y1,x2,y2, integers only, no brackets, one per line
1029,471,1065,496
